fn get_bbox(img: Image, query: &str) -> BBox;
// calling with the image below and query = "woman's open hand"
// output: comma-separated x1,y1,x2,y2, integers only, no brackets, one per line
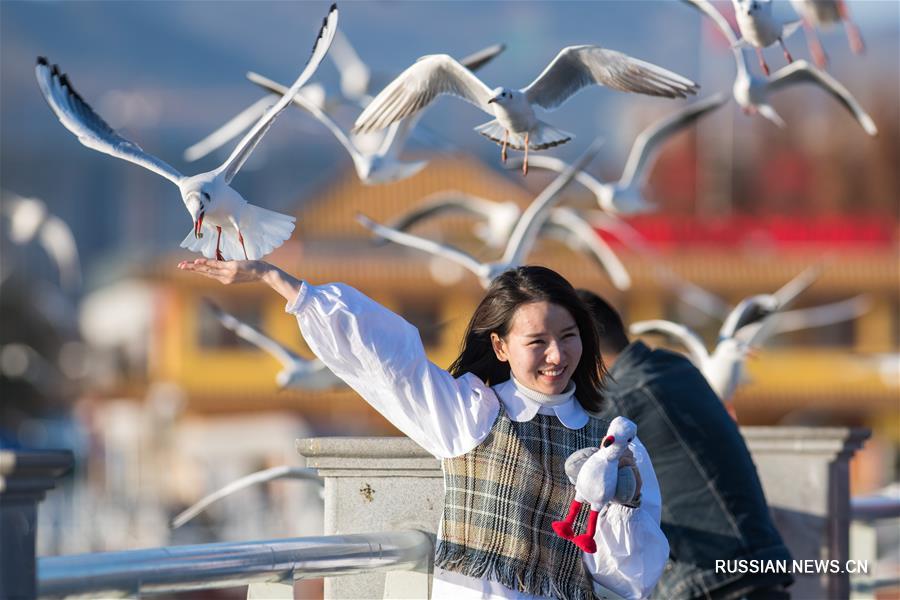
177,258,271,285
177,258,303,302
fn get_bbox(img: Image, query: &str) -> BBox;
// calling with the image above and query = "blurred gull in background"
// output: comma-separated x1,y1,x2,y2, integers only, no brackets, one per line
789,0,865,68
685,0,877,134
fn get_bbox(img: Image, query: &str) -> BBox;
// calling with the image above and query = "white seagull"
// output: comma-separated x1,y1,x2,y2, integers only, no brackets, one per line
385,192,632,290
630,264,825,402
353,46,698,174
789,0,864,68
1,192,81,292
731,0,802,76
35,4,339,261
685,0,877,135
506,94,728,214
242,43,505,185
205,300,345,391
358,140,603,288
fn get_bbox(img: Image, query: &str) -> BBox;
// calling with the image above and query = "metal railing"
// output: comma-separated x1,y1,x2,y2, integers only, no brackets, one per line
38,530,432,598
849,490,900,598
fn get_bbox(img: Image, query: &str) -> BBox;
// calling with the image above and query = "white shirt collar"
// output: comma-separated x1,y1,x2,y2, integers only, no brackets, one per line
493,377,589,430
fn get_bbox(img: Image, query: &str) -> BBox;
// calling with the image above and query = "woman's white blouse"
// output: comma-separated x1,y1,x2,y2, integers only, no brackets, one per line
287,282,669,600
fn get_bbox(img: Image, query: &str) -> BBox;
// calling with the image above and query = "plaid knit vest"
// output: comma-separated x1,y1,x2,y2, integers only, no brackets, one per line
436,409,613,600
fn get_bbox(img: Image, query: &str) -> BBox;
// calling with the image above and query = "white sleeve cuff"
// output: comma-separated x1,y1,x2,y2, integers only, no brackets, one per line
284,280,310,314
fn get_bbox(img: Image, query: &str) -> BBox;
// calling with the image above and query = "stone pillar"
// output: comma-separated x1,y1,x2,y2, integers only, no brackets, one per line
297,437,441,600
742,427,870,600
299,427,869,600
0,450,74,600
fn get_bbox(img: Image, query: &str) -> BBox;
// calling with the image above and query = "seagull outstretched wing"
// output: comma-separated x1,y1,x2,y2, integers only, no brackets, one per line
523,45,699,110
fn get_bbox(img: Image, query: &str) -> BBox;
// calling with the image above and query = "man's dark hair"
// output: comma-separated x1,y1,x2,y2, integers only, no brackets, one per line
576,289,630,356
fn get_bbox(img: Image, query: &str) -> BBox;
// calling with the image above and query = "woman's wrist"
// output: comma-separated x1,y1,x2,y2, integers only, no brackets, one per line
261,263,303,302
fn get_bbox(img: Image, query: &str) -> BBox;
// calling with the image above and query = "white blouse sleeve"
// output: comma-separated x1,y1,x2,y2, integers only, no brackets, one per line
585,436,668,600
286,281,499,459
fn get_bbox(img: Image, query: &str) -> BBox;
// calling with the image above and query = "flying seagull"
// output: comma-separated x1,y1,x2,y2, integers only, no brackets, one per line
731,0,803,76
35,4,339,261
684,0,876,135
1,192,81,292
506,94,728,214
242,43,505,185
205,300,345,391
353,45,698,174
358,139,603,288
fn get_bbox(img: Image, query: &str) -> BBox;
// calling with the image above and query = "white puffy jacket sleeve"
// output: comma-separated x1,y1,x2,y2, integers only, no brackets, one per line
286,281,499,459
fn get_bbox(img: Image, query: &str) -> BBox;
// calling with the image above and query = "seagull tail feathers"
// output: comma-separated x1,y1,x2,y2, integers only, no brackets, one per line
474,120,573,151
179,205,295,260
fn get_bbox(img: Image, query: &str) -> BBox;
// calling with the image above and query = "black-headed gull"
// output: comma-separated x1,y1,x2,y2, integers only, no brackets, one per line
35,4,338,261
685,0,876,135
357,140,603,288
244,43,505,186
171,465,323,529
507,94,728,214
205,300,344,391
353,46,698,174
1,192,81,292
731,0,802,76
553,416,638,554
789,0,864,68
385,192,632,290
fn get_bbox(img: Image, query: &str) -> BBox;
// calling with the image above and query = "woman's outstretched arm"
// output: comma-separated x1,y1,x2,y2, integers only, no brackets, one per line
177,258,499,459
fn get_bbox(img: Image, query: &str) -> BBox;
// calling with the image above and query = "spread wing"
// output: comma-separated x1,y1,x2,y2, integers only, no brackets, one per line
353,54,494,134
523,45,699,111
35,58,183,185
216,4,338,184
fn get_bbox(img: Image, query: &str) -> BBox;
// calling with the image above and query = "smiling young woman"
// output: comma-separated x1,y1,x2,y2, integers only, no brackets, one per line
177,258,669,600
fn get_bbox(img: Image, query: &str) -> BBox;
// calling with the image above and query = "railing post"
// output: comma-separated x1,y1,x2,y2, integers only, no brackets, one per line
741,427,870,600
297,437,441,600
0,450,74,600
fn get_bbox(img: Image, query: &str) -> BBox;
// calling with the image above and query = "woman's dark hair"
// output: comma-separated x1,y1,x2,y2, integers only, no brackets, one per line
448,265,607,412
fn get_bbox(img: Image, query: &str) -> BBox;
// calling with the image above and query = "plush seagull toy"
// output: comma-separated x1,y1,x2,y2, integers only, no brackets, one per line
553,416,640,553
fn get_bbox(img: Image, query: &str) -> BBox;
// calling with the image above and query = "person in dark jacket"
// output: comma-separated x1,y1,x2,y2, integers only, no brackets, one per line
577,289,793,600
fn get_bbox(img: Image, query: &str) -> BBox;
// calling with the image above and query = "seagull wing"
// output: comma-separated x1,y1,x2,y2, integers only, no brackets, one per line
388,192,499,232
329,28,371,102
247,71,362,163
681,0,745,70
38,216,82,292
719,295,775,339
171,466,322,529
216,4,338,184
502,139,603,265
767,61,878,136
564,446,600,484
183,96,276,162
357,213,485,276
458,43,507,72
544,208,632,290
353,54,494,135
619,94,727,188
35,58,183,185
772,261,825,308
769,295,871,335
630,319,711,365
523,45,699,111
205,300,305,369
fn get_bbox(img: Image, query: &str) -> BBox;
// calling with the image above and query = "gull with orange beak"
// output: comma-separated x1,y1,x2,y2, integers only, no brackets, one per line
34,5,339,260
353,45,698,174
